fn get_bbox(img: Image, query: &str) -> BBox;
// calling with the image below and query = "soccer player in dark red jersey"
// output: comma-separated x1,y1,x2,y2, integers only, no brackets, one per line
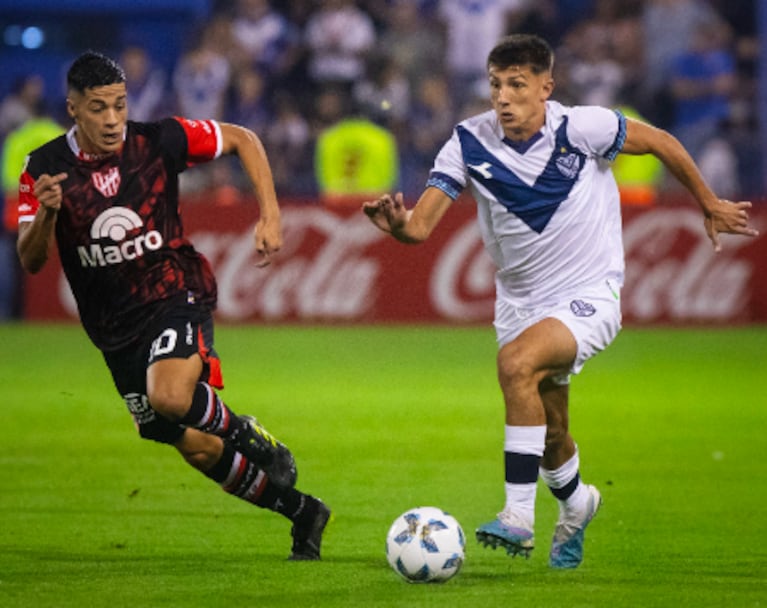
16,51,330,560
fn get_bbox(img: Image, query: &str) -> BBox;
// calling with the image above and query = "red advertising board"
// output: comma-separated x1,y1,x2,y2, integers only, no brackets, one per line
22,198,767,325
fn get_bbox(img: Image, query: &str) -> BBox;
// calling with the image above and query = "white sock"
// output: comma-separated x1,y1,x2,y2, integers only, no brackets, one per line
502,425,546,528
540,448,589,515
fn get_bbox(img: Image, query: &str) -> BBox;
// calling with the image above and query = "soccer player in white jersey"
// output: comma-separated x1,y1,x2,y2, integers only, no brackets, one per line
363,34,758,569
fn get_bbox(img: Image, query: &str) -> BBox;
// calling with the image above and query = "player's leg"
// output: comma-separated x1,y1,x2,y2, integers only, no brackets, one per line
145,354,202,419
539,378,601,568
103,333,328,559
145,311,296,488
537,282,622,568
173,428,331,560
540,378,575,471
476,317,577,558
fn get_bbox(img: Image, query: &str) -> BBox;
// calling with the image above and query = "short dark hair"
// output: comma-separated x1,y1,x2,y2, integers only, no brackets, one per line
67,51,126,94
487,34,554,74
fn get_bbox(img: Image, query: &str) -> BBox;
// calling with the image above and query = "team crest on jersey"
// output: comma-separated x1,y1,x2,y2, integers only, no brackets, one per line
555,149,580,179
570,299,596,317
91,166,121,198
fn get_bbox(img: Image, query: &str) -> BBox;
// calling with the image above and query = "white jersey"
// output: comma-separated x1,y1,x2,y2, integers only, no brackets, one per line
428,100,626,306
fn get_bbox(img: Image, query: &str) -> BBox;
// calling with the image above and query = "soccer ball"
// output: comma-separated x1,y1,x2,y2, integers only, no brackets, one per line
385,506,465,583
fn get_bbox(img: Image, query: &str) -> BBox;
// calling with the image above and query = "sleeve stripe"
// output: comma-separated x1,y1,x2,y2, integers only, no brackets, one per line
211,119,223,159
426,171,463,200
604,110,627,161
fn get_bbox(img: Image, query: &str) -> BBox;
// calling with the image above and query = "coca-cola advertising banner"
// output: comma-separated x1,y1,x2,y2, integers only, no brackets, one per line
23,198,767,325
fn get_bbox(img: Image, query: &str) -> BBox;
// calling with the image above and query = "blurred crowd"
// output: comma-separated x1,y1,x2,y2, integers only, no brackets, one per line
0,0,761,201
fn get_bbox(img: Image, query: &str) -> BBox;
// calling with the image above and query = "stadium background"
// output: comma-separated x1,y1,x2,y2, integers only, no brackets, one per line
0,0,765,325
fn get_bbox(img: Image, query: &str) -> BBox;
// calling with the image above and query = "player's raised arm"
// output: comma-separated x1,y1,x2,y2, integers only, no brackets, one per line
218,122,282,267
362,188,453,244
620,117,759,252
17,172,68,274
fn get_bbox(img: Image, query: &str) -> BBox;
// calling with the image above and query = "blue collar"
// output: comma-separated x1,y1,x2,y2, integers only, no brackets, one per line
502,131,543,154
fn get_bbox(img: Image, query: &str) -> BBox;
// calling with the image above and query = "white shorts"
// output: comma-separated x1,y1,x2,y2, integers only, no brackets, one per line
494,278,623,384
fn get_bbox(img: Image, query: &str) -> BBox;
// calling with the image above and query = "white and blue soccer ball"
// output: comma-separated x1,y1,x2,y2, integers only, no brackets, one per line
385,506,465,583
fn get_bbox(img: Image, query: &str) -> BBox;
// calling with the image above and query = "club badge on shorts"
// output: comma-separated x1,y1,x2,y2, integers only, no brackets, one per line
570,299,596,317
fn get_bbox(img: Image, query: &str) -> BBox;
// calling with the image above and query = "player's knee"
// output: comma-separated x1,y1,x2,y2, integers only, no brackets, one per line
497,351,536,388
147,384,192,421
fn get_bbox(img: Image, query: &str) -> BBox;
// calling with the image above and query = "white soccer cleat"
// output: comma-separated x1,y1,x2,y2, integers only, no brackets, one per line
549,484,602,569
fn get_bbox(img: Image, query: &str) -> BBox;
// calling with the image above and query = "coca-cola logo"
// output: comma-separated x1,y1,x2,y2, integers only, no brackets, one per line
430,220,495,320
193,208,496,322
192,208,386,320
622,208,758,321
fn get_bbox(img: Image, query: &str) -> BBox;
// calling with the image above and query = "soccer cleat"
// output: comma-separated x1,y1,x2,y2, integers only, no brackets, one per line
549,484,602,569
476,510,534,558
233,415,297,488
289,497,331,561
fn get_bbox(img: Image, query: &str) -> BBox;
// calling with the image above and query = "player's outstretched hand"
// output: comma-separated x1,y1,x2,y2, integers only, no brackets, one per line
33,173,67,212
705,199,760,253
253,215,282,267
362,192,408,235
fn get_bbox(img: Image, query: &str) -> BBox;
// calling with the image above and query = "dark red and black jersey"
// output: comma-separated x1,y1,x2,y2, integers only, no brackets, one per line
19,117,222,351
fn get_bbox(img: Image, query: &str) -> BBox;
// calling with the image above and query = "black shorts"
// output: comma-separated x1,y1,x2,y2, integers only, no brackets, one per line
102,303,223,444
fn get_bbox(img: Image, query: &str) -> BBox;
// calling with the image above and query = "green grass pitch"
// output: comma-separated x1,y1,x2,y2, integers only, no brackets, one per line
1,323,765,607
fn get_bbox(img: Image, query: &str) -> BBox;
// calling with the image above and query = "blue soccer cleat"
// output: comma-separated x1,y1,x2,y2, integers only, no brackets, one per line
549,484,602,569
476,511,534,558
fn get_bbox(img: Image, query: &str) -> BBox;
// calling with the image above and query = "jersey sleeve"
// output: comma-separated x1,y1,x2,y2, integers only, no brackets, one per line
17,156,39,224
566,106,627,162
172,117,223,167
425,129,467,200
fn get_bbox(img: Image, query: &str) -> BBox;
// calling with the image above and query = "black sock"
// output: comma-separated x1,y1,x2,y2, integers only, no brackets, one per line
179,382,244,439
256,482,310,522
549,472,581,501
204,444,308,521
